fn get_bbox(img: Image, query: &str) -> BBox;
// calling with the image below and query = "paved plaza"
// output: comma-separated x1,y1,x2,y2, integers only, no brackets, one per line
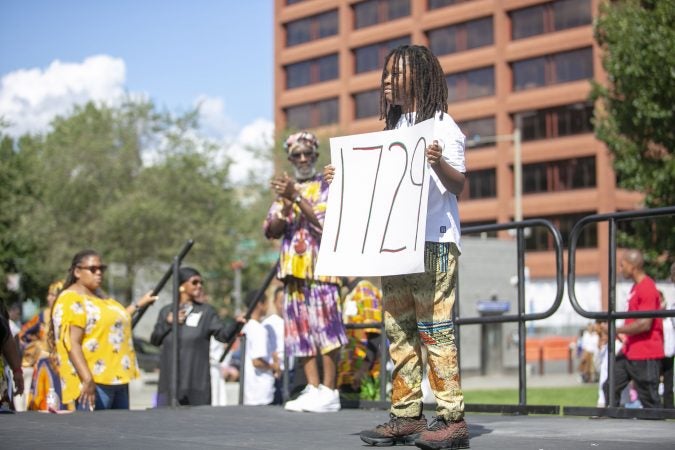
2,404,674,449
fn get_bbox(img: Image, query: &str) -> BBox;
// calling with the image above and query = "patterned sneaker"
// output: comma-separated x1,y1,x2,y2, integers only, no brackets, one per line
284,385,319,412
360,414,427,446
414,417,470,450
302,384,341,413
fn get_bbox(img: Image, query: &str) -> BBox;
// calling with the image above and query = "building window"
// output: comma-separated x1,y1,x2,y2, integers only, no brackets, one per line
522,157,596,194
458,117,496,148
511,0,592,40
526,212,597,250
354,35,410,74
428,0,473,9
285,54,338,89
285,98,339,129
514,102,593,142
354,89,380,119
554,0,592,30
286,10,338,47
512,47,593,91
428,16,493,56
461,220,498,237
461,168,496,200
446,66,494,102
354,0,410,29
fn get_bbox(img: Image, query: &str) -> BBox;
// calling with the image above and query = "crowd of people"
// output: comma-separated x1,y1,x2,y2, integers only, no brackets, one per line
1,44,673,450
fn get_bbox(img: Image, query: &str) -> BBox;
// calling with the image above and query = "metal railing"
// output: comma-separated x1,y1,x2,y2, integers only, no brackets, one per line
131,240,194,329
128,240,194,407
566,206,675,419
454,219,565,415
237,209,674,416
246,220,564,412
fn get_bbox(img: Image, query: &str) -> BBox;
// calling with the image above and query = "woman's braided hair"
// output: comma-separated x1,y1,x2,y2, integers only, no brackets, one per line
380,45,448,130
48,249,99,358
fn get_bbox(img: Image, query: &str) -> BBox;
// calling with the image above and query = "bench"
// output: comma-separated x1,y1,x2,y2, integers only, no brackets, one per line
525,336,575,375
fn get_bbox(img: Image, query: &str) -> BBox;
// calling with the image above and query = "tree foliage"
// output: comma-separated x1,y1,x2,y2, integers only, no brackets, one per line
0,100,276,309
592,0,675,277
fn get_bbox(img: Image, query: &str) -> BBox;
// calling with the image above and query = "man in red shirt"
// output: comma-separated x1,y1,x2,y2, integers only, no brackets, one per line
603,249,664,408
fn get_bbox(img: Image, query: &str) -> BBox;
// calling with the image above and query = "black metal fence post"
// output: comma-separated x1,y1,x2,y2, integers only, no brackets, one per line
238,334,247,406
132,240,194,329
455,219,564,415
516,226,527,407
170,258,180,407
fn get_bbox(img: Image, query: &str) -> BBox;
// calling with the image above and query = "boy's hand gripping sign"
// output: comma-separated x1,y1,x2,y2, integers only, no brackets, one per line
316,118,434,276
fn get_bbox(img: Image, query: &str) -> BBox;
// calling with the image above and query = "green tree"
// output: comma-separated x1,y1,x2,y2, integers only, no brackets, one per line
592,0,675,276
0,128,48,303
0,100,277,309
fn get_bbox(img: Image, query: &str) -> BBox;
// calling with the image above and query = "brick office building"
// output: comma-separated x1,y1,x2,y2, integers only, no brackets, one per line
273,0,644,314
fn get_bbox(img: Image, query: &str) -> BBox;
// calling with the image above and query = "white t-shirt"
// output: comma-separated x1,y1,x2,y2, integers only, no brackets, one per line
581,330,600,355
395,111,465,248
242,319,275,406
262,313,284,370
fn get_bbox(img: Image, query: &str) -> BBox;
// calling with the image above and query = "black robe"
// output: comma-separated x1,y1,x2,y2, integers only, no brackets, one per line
150,302,238,407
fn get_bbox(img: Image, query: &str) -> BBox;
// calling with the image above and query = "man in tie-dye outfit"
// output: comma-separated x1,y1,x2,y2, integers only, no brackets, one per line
265,131,347,413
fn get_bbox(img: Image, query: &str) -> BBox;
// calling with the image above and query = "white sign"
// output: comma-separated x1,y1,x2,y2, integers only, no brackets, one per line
316,118,434,276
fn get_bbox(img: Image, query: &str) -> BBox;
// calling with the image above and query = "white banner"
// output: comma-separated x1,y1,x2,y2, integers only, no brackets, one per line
316,118,434,276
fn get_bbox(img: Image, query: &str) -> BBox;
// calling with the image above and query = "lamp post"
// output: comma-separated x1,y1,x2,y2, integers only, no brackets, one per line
465,116,523,222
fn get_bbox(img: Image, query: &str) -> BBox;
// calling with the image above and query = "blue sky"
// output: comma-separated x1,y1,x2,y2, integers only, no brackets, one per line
0,0,274,134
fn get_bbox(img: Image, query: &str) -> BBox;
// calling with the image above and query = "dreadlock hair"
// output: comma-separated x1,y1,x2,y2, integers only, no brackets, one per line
380,45,448,131
48,249,100,358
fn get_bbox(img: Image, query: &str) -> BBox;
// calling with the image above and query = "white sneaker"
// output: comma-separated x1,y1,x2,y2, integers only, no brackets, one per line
302,384,341,413
284,385,319,412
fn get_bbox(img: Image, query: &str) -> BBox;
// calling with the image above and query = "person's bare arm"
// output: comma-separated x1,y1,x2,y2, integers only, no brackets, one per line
252,357,280,375
266,197,294,238
617,318,653,335
271,173,322,230
426,140,465,195
68,325,96,410
323,165,335,185
126,290,158,315
2,334,24,396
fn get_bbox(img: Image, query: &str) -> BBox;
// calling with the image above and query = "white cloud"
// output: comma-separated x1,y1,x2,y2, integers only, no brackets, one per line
0,55,127,136
0,56,274,185
222,118,275,184
194,95,238,139
192,94,274,184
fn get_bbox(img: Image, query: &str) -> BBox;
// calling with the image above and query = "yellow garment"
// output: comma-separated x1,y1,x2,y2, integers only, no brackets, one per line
343,279,383,337
53,291,140,403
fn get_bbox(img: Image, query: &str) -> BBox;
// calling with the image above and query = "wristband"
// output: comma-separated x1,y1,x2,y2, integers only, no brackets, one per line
293,194,302,204
12,367,23,376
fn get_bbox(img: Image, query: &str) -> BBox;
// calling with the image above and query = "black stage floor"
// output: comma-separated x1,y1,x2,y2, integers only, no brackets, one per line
2,405,674,449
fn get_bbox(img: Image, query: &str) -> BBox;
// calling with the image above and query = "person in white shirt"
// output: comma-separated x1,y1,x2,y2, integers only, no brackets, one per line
242,291,278,406
209,336,228,406
325,44,469,449
262,286,285,405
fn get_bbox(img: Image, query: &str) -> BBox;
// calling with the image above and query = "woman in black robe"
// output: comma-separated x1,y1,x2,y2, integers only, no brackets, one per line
151,267,239,407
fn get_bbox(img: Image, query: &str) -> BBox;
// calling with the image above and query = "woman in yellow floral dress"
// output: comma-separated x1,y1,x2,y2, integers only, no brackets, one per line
51,249,157,410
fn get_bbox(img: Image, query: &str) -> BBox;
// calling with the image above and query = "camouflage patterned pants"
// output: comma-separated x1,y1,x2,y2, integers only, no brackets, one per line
381,242,464,421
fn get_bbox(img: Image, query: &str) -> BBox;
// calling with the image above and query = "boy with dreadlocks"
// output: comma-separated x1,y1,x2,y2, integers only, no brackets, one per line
326,44,469,449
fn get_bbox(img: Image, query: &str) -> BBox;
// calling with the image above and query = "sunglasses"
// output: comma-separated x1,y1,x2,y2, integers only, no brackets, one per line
289,150,316,160
78,265,108,274
190,279,203,286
